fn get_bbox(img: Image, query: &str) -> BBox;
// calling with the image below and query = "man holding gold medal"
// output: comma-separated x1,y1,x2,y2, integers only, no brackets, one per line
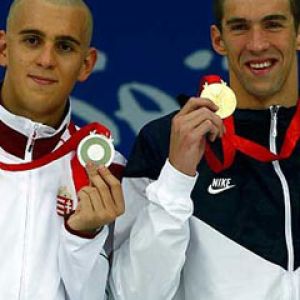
0,0,125,299
109,0,300,299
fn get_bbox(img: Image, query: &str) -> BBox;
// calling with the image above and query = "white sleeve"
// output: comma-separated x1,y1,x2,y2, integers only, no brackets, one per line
109,160,197,300
59,225,110,300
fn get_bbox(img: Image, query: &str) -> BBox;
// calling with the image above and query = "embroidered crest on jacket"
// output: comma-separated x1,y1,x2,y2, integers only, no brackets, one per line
56,186,74,217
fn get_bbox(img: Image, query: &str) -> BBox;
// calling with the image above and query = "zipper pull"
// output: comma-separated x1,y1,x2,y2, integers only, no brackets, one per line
28,129,37,153
270,105,279,137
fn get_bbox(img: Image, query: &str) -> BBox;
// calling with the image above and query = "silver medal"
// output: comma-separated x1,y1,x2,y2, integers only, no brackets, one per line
77,133,115,167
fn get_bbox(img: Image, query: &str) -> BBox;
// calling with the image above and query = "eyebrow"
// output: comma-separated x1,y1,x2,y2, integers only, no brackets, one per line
263,14,288,22
225,14,288,26
225,17,247,26
18,29,81,46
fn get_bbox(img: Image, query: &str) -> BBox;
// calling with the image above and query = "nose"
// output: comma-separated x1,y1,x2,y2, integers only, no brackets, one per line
246,26,270,53
35,43,56,69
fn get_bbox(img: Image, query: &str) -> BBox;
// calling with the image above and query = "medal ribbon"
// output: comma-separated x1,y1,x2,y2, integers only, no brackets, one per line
0,122,111,191
201,75,300,173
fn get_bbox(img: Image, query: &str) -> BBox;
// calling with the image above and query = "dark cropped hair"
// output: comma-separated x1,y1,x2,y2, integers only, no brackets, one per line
213,0,300,31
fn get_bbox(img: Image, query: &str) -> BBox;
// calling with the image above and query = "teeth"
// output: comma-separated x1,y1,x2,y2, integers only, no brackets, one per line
250,61,272,69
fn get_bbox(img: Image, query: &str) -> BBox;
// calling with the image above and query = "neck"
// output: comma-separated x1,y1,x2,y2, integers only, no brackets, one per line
231,75,299,110
0,81,66,129
235,89,298,110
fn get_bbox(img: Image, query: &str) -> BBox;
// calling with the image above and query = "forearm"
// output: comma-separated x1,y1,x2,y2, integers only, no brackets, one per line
109,161,196,300
59,225,109,300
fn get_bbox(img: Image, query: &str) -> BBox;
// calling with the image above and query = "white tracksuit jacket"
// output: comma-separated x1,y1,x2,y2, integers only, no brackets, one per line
0,103,125,300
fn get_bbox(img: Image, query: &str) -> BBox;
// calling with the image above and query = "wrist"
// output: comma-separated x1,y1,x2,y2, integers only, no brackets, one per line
168,159,197,177
65,217,102,239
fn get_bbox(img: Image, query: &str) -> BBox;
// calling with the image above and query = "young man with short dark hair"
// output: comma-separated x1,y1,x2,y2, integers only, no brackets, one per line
109,0,300,299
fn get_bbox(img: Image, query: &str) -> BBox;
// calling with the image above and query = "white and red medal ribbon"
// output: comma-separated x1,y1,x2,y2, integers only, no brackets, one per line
201,75,300,173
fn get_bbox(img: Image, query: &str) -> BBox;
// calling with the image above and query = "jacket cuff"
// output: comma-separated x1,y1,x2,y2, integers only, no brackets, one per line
64,216,102,239
146,159,196,220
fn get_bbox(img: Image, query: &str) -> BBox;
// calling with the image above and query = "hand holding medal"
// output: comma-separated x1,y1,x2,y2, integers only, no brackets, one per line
69,126,124,234
201,75,300,173
169,75,228,176
199,75,237,119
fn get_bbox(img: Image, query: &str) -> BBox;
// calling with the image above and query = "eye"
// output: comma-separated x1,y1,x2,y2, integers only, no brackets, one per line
265,21,284,30
22,35,41,47
56,41,75,53
229,23,249,32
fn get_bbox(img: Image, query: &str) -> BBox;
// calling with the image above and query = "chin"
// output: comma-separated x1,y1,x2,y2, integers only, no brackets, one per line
245,82,278,96
249,89,280,100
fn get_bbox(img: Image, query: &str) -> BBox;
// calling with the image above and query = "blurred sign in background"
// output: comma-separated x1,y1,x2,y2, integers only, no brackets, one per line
0,1,233,157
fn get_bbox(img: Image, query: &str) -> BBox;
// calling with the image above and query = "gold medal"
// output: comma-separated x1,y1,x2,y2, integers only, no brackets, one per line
200,81,236,119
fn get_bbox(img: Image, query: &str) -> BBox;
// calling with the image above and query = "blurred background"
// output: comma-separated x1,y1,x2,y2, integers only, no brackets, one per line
0,1,237,157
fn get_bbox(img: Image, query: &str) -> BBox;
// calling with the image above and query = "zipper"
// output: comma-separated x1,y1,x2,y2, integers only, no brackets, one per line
28,133,36,153
25,125,38,160
269,106,294,273
19,125,37,298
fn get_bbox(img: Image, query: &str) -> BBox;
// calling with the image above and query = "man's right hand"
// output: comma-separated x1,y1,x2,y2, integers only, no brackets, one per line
169,97,225,176
67,163,125,234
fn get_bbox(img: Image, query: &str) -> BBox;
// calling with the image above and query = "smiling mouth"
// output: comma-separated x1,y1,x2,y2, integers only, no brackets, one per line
28,75,58,85
246,59,277,74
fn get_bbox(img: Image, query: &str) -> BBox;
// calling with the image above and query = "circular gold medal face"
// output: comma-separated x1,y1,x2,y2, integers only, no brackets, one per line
77,134,115,167
200,82,237,119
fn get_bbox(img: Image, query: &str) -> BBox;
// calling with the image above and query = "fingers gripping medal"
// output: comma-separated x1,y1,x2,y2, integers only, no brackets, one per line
77,132,115,167
200,80,237,119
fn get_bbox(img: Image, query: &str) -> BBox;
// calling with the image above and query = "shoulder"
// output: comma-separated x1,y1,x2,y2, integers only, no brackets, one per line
125,111,178,180
139,111,177,142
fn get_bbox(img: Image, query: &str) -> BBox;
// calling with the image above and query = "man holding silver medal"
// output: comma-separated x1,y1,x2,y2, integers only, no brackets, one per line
0,0,125,299
109,0,300,299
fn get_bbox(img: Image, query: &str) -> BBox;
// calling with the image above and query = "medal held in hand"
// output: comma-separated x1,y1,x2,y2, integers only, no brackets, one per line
200,80,237,119
77,132,115,167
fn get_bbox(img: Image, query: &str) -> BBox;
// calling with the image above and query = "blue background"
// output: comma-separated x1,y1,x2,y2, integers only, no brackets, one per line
1,0,291,158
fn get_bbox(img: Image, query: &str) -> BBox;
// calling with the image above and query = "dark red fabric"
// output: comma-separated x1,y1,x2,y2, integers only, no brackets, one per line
0,120,66,160
109,163,125,181
0,121,28,159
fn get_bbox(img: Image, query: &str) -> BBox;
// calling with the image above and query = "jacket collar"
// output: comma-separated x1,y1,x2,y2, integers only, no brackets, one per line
0,102,71,160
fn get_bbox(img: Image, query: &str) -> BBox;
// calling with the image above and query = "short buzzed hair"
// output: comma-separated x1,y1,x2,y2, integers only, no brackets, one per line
213,0,300,32
6,0,94,45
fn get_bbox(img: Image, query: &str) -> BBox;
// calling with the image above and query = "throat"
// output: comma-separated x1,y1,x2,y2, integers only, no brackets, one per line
237,94,298,110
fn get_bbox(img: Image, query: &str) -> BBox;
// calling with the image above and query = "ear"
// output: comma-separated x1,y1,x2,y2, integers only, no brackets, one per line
77,47,98,82
297,25,300,50
211,25,227,56
0,30,8,67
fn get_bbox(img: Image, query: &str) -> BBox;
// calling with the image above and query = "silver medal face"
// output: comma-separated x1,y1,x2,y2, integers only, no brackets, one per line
77,134,115,167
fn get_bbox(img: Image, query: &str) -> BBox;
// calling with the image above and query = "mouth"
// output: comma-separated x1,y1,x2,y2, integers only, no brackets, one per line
28,74,58,85
245,59,278,75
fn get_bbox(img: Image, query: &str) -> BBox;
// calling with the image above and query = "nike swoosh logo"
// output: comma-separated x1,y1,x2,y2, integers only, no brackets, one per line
207,184,236,195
